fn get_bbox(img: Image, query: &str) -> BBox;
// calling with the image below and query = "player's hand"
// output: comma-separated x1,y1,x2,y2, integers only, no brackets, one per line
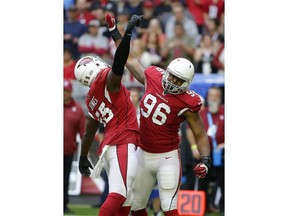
126,14,143,32
79,156,93,176
193,156,211,178
105,13,116,31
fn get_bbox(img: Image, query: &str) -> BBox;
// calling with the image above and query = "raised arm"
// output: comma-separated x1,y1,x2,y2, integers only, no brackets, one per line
106,14,143,92
105,13,145,85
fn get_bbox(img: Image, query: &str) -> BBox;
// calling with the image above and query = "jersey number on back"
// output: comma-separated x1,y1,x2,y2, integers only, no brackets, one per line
141,94,171,125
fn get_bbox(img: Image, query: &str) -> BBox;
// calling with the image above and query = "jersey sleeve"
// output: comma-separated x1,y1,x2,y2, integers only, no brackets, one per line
144,66,164,80
183,90,203,113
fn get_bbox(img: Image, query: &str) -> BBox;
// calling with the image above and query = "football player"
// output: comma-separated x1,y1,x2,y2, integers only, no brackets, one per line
105,14,211,216
75,15,142,216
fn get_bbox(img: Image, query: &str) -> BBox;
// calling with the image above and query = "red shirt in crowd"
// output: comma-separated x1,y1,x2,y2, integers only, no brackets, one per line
187,0,207,26
199,105,225,149
64,60,77,80
64,99,86,155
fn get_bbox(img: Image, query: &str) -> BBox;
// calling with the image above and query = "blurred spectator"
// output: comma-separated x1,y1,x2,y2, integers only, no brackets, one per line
212,38,224,74
64,0,76,20
164,3,199,42
129,38,146,64
64,5,87,60
204,18,221,43
90,0,118,17
121,0,144,40
76,0,95,26
116,8,130,29
187,86,225,215
90,5,111,38
123,38,146,87
139,19,166,68
154,0,172,26
203,0,225,23
140,33,163,68
194,34,217,74
217,13,224,37
63,79,86,214
141,18,166,46
78,19,110,62
161,21,195,68
186,0,207,35
64,48,77,80
155,0,172,18
123,0,143,17
135,1,156,38
128,87,142,125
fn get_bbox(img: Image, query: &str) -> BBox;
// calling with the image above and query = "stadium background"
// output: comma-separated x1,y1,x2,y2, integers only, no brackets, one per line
64,0,225,215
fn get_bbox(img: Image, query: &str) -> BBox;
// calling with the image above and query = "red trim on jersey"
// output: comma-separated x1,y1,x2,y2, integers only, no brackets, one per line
116,144,128,188
168,151,182,211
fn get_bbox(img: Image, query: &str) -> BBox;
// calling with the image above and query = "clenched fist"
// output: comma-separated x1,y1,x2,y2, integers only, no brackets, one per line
193,156,211,178
126,14,143,33
79,156,93,176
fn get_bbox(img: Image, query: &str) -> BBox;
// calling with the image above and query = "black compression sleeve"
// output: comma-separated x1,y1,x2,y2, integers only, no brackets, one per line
111,32,131,76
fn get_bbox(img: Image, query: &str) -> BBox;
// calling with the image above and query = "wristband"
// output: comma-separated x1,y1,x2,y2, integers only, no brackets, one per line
191,144,197,151
110,28,123,41
201,156,211,168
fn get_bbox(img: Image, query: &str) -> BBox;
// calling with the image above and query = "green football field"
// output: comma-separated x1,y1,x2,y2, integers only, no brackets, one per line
65,204,221,216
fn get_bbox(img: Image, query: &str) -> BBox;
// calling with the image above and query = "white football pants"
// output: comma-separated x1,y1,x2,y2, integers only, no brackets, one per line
131,147,181,212
103,143,138,206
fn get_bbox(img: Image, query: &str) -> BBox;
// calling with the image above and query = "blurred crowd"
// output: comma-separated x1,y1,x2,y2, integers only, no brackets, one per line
64,0,225,84
64,0,225,215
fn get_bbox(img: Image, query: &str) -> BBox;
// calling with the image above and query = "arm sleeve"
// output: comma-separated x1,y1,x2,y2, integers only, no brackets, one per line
111,32,132,76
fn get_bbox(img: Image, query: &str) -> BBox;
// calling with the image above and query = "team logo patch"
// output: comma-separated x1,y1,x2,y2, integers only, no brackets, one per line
77,57,92,67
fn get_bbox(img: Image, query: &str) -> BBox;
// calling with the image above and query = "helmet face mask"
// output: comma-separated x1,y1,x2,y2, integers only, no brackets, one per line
74,56,109,87
162,58,195,95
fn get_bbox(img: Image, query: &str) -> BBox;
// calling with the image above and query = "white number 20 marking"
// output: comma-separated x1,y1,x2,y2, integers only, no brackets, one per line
141,94,171,125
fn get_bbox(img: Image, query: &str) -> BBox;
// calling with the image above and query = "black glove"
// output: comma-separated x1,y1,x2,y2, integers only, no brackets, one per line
126,14,143,33
201,156,211,168
79,156,93,176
